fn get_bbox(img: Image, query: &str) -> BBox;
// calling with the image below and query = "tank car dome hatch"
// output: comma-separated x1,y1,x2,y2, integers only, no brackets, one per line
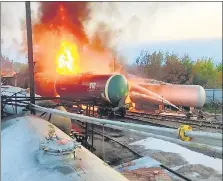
39,124,81,154
37,124,81,164
105,74,129,105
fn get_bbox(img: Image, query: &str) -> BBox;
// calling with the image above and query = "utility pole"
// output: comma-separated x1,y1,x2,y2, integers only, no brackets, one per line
25,1,36,114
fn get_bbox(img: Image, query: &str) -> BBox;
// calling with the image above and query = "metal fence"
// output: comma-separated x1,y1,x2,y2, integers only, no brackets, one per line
204,89,222,114
205,89,222,103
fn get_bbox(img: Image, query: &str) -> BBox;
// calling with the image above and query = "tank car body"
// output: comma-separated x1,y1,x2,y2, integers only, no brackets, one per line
55,73,129,117
34,73,129,118
55,74,129,106
132,83,206,108
1,115,130,181
35,73,58,97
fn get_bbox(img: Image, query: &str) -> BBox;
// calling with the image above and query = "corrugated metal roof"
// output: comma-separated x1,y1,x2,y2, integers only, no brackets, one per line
116,157,172,181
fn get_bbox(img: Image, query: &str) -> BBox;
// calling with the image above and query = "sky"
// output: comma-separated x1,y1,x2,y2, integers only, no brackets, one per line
1,2,222,64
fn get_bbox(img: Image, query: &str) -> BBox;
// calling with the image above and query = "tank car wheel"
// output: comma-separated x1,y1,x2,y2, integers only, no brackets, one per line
108,111,115,119
97,108,108,118
120,108,126,118
97,109,102,118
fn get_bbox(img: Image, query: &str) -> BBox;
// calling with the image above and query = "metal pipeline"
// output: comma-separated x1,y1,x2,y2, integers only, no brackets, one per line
31,104,222,149
185,131,222,141
32,104,177,134
74,118,222,155
77,120,222,155
100,124,222,155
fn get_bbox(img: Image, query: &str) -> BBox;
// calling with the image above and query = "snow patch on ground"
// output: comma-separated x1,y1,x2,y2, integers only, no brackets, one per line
130,137,222,173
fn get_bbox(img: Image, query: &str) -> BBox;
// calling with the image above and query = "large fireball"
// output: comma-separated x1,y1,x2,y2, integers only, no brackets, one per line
56,41,80,75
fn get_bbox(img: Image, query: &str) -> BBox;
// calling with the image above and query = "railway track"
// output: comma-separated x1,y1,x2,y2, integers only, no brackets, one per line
125,111,223,132
128,111,223,125
67,106,222,132
66,104,222,132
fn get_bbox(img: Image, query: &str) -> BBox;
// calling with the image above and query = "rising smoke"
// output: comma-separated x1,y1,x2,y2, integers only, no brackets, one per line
38,2,90,44
28,2,125,76
1,2,177,64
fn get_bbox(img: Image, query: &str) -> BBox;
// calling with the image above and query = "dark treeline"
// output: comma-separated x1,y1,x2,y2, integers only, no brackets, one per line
132,50,222,89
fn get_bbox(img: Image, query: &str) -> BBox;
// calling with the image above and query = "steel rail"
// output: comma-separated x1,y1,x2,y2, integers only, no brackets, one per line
127,112,218,125
127,112,223,130
128,111,223,125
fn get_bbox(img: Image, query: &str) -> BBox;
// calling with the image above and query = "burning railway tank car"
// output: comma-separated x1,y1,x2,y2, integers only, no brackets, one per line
55,73,129,117
131,83,206,109
35,73,129,117
35,73,59,97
